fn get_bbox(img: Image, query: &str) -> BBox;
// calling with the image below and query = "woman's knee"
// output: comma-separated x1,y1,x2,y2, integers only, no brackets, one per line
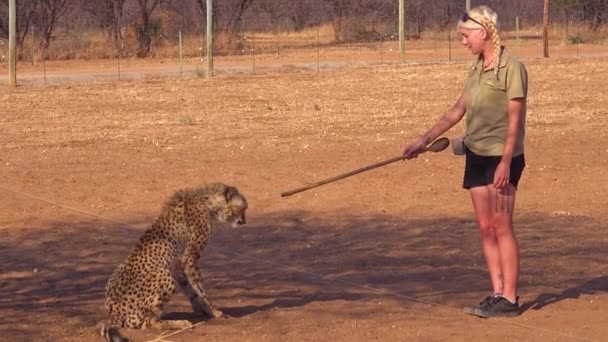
490,215,515,237
477,221,495,238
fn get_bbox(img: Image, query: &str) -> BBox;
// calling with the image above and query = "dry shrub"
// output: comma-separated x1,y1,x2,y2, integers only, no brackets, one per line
20,21,608,61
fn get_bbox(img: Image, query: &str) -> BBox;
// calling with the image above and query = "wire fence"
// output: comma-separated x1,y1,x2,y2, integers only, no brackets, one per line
1,21,607,86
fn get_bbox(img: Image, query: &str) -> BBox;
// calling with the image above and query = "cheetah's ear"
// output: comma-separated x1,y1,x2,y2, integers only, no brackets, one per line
224,186,236,201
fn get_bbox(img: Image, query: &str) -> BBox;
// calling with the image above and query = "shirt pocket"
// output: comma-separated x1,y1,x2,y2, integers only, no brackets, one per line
483,77,506,92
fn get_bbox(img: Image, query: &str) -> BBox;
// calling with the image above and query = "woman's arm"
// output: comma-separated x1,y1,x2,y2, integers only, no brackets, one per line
493,98,525,189
501,98,524,161
403,92,466,158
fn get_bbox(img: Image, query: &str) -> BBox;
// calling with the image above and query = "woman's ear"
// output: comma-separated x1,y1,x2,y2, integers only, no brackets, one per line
480,28,490,40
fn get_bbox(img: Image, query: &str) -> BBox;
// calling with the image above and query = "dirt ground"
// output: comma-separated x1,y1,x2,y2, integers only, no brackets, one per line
1,54,607,342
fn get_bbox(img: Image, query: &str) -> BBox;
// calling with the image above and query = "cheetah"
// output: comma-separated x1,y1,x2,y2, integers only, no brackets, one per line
98,183,248,342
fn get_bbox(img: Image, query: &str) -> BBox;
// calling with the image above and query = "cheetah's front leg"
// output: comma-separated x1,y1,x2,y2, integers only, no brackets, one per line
173,260,224,318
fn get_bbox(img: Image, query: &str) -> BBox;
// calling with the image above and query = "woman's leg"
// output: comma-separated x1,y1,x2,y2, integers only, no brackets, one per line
470,186,504,294
488,184,519,301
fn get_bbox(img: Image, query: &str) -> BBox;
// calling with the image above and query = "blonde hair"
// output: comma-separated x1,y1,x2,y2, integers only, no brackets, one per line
458,6,501,79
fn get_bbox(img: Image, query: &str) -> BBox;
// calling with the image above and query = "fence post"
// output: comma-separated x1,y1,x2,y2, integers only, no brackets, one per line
380,36,383,65
447,3,452,62
543,0,550,58
399,0,405,64
8,0,16,87
179,30,183,77
516,16,520,57
316,27,320,72
206,0,213,77
252,30,255,74
31,25,35,66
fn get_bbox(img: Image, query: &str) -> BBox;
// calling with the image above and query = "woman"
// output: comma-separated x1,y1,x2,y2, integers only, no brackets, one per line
402,5,527,318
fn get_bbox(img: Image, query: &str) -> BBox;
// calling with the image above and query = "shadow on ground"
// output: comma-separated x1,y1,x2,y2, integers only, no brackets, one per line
0,210,605,340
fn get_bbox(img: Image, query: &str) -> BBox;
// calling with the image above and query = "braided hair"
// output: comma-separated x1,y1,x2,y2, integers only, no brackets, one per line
458,6,502,80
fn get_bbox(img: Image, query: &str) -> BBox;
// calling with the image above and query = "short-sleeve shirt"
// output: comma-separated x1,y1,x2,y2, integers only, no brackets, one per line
463,47,528,156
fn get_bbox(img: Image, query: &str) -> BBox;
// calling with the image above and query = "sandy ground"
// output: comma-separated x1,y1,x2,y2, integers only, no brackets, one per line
0,54,607,342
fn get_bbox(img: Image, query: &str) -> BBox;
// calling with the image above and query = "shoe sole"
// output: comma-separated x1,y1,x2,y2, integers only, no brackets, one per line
463,306,477,315
464,307,520,318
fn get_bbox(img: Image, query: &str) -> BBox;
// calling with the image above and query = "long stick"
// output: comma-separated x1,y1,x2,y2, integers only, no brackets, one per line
281,156,404,197
281,137,449,197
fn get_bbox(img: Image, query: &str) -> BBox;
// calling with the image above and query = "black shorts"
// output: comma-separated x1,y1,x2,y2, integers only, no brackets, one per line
463,147,526,189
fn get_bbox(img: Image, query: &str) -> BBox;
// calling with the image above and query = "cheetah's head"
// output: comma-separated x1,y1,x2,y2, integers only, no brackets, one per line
206,183,248,227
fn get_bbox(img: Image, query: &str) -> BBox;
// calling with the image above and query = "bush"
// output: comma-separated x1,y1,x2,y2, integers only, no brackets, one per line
568,35,585,44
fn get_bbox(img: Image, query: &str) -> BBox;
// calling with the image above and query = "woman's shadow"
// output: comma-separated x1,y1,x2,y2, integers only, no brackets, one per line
521,276,607,312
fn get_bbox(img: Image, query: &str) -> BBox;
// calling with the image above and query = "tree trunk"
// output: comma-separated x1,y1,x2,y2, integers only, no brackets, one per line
136,0,160,58
225,0,255,48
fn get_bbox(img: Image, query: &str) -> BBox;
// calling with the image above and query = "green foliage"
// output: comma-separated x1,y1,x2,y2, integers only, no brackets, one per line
568,35,585,44
552,0,580,11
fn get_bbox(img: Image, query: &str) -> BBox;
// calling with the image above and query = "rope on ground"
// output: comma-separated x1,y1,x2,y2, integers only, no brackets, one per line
0,185,595,342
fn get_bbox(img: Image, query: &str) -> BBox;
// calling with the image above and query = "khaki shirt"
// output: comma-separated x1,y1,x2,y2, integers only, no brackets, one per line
463,48,528,156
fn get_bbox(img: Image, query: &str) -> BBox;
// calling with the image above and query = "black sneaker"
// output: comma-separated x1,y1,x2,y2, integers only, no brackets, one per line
463,295,496,316
468,296,520,318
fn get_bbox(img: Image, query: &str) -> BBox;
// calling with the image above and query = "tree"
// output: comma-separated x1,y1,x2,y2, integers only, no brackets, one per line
36,0,75,51
0,0,38,47
224,0,256,46
580,0,608,30
135,0,162,57
286,0,315,32
326,0,350,41
195,0,256,47
83,0,126,49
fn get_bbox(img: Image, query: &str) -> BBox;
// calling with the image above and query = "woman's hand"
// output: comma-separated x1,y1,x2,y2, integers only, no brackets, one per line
493,160,511,189
403,138,428,160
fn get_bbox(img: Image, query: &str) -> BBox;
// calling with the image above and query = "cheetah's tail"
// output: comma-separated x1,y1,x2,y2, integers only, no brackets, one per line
97,321,129,342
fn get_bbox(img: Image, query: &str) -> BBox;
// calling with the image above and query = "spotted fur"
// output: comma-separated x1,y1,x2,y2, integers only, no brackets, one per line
98,183,248,342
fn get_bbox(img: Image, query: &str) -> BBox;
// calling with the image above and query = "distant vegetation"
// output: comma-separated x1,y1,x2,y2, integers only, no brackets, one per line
0,0,607,60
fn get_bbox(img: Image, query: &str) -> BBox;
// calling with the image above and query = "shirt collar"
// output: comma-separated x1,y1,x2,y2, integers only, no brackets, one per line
475,46,509,70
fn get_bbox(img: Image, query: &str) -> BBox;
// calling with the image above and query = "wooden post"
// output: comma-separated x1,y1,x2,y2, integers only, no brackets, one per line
252,30,255,74
543,0,549,58
8,0,17,86
516,16,521,57
206,0,213,77
448,3,452,62
316,27,320,72
31,25,35,66
178,30,183,77
399,0,405,64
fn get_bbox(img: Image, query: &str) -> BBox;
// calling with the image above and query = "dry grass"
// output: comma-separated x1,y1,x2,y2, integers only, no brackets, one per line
11,21,607,63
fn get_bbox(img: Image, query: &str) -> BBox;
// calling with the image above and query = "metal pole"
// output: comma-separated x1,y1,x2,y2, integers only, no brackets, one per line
543,0,550,58
399,0,405,64
316,27,320,72
31,25,35,66
252,30,255,74
117,40,121,81
516,16,520,57
206,0,213,77
8,0,17,86
576,19,580,57
448,3,452,62
466,0,471,12
43,50,47,85
178,30,183,77
380,36,383,65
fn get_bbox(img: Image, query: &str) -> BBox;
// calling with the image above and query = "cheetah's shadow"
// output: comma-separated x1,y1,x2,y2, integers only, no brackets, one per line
520,276,607,313
162,292,370,320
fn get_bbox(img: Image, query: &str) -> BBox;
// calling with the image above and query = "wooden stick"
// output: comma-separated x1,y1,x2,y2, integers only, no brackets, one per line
281,137,449,197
